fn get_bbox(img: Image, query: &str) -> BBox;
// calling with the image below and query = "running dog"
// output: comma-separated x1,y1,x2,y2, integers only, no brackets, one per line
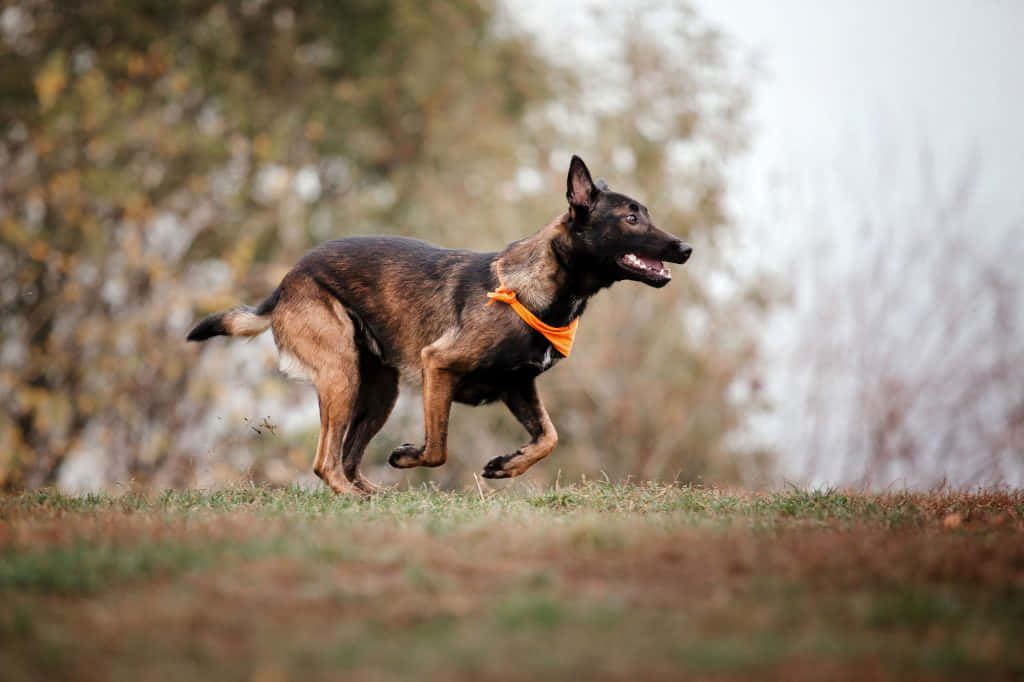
187,156,692,493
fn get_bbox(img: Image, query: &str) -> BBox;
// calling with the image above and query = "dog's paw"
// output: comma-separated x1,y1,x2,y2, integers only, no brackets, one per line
481,453,525,479
351,475,383,496
388,443,424,469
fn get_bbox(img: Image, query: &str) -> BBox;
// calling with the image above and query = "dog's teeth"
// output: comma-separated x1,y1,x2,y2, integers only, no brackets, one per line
624,253,655,271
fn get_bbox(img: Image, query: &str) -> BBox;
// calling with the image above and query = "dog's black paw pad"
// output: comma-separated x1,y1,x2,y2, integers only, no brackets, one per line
389,443,424,469
481,454,517,479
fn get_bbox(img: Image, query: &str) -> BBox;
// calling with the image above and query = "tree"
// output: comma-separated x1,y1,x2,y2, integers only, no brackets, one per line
0,0,760,489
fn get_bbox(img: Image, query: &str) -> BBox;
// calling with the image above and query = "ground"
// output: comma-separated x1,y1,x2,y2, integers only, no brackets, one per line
1,482,1022,681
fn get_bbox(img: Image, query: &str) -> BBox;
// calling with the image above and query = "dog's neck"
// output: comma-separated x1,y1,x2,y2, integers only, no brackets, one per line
494,213,593,325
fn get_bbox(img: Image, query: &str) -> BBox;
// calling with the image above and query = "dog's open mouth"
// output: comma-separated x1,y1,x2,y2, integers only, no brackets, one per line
617,252,671,283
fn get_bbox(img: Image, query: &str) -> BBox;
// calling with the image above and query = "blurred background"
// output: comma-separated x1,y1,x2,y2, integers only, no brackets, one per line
0,0,1019,493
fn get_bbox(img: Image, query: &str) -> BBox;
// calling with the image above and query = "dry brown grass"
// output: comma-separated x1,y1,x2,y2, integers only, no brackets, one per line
1,483,1022,681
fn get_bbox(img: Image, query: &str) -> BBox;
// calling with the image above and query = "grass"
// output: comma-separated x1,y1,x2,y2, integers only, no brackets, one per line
1,482,1022,681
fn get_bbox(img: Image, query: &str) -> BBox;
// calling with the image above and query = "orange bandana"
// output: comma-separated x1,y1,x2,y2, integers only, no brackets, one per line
486,286,579,357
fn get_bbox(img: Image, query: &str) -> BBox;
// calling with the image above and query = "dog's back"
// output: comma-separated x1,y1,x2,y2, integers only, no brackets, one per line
189,235,497,378
280,236,497,376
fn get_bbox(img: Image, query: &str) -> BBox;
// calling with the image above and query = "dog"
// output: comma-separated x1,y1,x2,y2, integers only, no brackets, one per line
187,156,692,493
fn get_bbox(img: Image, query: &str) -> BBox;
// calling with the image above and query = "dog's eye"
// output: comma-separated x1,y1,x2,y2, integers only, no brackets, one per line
625,214,638,224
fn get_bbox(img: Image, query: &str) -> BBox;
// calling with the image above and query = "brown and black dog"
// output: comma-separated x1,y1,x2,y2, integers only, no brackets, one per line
187,156,691,493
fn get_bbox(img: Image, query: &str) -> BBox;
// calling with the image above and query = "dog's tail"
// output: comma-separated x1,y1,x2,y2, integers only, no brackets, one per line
186,287,281,342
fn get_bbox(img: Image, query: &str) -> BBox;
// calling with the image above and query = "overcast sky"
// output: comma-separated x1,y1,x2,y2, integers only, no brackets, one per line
692,0,1024,225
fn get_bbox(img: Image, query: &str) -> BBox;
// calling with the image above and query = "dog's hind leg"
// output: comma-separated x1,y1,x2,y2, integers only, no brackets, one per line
482,379,558,479
273,285,360,494
311,385,357,494
341,351,399,494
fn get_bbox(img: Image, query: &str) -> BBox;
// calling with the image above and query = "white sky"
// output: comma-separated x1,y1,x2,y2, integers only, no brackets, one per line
692,0,1024,221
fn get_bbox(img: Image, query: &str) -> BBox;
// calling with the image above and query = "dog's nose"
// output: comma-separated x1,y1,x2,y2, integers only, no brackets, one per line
675,241,693,264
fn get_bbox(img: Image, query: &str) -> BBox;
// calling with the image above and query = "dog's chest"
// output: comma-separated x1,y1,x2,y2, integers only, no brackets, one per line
451,334,563,406
515,297,580,372
513,333,564,374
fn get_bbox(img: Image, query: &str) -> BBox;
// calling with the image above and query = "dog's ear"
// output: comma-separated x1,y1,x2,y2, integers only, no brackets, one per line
566,155,598,218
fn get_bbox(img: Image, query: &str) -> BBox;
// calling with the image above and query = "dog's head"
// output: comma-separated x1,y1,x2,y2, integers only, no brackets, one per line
565,155,692,288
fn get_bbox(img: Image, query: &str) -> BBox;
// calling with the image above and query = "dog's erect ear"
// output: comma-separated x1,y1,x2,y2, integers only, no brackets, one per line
566,155,598,215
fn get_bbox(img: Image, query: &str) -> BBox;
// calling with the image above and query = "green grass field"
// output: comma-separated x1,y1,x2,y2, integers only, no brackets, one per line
1,482,1022,681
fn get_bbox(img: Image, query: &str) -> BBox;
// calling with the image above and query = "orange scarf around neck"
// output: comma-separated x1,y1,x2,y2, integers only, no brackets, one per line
486,286,579,357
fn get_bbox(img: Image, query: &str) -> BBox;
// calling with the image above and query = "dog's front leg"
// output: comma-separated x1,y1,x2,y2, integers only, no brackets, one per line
389,338,461,469
483,379,558,479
